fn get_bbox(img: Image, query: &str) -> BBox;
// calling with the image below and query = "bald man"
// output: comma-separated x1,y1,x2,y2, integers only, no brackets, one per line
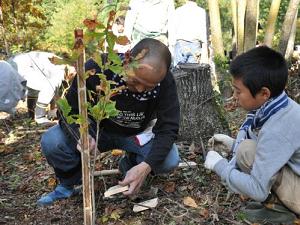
37,38,181,206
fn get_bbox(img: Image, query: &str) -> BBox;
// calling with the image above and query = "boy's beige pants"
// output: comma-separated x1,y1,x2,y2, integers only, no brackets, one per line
236,139,300,215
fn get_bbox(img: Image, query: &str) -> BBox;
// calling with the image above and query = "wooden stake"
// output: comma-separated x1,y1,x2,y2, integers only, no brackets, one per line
104,185,129,197
75,29,93,225
93,161,197,177
133,198,159,212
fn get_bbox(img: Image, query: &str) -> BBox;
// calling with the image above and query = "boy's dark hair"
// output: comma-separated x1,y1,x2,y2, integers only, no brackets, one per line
230,46,288,98
131,38,172,71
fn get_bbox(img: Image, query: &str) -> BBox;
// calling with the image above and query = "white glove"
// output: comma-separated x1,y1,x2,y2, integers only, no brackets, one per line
208,134,235,151
204,151,223,170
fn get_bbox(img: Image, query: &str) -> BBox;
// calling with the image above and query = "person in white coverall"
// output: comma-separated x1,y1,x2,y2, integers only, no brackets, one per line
8,51,74,124
0,61,26,114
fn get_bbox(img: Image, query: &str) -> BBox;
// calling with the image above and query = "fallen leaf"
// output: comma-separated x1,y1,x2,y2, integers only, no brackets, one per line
183,196,198,208
23,152,34,162
199,208,209,218
294,218,300,224
111,149,123,156
0,146,15,154
189,142,196,153
164,182,176,193
48,177,57,188
239,194,249,202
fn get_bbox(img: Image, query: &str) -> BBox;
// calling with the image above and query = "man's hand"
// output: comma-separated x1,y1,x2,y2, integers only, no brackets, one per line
77,135,97,153
208,134,235,152
204,151,223,170
118,162,151,196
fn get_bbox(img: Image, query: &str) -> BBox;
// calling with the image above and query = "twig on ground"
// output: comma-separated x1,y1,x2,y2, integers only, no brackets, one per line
199,136,207,160
224,218,243,225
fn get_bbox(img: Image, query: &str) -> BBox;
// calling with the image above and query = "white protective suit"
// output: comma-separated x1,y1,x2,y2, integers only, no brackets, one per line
7,51,65,105
0,61,26,113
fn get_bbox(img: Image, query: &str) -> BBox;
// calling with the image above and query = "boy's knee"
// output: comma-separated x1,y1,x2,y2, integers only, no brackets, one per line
236,139,257,172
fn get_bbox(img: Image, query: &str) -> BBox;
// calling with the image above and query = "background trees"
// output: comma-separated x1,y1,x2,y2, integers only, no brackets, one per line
1,0,299,61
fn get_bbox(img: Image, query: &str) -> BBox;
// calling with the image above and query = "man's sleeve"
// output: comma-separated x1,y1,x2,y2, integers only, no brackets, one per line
144,72,180,172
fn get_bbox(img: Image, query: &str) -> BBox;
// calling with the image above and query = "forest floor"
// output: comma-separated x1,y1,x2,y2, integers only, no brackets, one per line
0,60,299,225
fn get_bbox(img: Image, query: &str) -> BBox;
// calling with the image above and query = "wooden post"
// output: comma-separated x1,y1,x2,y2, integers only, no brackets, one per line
74,29,93,225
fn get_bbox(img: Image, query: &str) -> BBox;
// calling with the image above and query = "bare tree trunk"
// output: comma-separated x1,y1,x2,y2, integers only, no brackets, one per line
264,0,281,47
244,0,259,52
237,0,247,55
208,0,224,57
231,0,237,58
75,29,93,225
285,9,298,60
0,0,9,55
278,0,300,56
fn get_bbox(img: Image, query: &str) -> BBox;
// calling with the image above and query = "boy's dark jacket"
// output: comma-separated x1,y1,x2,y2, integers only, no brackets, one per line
59,59,180,171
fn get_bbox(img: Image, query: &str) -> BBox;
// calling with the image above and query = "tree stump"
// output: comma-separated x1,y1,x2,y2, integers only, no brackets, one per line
173,63,230,144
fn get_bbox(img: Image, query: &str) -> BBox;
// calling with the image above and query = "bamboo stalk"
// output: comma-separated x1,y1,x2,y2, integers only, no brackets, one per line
74,29,93,225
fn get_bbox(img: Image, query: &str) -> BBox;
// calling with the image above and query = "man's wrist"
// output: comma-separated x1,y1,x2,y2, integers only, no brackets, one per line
140,162,152,174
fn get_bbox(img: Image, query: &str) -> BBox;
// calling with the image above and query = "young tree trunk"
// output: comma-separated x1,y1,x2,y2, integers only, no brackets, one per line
285,9,298,60
264,0,281,47
208,0,224,57
75,29,93,225
278,0,300,57
0,0,9,55
231,0,237,59
244,0,259,52
237,0,247,55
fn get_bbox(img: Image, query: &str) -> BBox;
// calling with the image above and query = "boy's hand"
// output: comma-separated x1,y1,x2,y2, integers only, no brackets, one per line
204,151,223,170
208,134,235,151
118,162,151,196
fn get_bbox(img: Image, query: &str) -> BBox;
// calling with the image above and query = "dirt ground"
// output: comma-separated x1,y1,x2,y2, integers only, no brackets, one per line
0,60,299,225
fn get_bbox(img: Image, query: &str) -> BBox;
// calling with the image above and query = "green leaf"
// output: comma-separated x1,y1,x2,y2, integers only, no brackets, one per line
88,102,103,121
66,115,76,124
108,64,123,74
108,49,122,65
57,98,71,117
105,101,119,117
106,31,116,49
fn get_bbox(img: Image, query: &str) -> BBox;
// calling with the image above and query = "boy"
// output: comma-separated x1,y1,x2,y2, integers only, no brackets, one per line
37,38,180,206
204,46,300,223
